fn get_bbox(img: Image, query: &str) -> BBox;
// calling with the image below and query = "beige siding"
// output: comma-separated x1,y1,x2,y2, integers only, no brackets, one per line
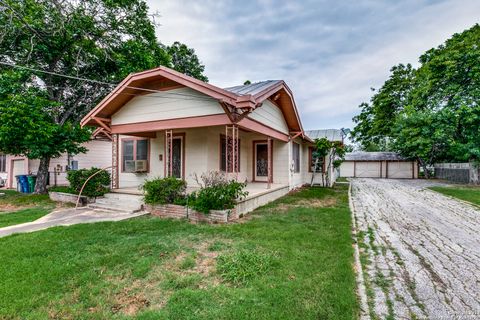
289,137,305,189
248,100,289,134
111,87,224,125
340,161,355,177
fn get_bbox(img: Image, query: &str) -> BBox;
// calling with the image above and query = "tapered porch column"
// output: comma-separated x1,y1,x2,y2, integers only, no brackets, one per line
225,125,239,180
112,134,119,189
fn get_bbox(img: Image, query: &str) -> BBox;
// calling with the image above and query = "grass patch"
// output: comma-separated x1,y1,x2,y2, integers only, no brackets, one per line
336,177,349,183
0,185,358,319
0,189,54,209
429,186,480,207
0,207,52,228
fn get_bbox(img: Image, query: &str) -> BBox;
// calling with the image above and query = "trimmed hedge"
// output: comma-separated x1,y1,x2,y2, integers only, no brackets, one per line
67,167,111,198
142,177,186,205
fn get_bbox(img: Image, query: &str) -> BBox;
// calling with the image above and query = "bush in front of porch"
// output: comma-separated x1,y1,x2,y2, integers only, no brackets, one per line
142,177,187,205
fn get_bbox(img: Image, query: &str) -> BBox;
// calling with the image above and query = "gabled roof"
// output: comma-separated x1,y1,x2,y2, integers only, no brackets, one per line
81,67,304,133
344,152,407,161
305,129,344,142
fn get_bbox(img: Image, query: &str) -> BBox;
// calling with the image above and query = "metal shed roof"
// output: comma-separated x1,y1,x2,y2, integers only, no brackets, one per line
344,152,408,161
223,80,283,96
305,129,344,142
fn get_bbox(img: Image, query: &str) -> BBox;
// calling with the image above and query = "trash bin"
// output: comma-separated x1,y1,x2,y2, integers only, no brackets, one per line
15,175,22,192
19,175,29,193
27,175,37,193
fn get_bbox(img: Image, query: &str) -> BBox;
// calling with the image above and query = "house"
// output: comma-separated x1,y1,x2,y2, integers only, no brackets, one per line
0,131,112,190
80,66,333,214
339,152,418,179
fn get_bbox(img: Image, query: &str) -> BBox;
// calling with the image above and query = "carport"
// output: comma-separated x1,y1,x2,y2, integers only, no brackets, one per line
340,152,418,179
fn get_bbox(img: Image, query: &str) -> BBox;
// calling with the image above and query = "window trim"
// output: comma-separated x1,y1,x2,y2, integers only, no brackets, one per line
292,142,300,173
308,147,325,173
219,134,241,173
121,138,150,173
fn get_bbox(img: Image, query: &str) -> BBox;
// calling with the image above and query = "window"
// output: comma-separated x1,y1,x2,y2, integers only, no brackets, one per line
292,143,300,173
0,154,5,173
122,139,149,172
309,147,325,173
220,135,240,172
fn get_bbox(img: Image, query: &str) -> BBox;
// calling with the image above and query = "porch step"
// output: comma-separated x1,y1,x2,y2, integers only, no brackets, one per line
88,193,144,213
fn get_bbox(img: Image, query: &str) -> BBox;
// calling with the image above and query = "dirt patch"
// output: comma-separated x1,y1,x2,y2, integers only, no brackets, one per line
112,284,150,316
274,197,337,212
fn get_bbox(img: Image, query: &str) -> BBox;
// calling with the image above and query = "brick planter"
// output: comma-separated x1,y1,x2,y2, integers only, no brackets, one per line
48,191,93,206
145,203,237,224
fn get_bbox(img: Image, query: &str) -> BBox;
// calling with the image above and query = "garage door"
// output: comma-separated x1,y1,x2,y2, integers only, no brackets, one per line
387,162,413,179
355,162,381,178
12,159,26,189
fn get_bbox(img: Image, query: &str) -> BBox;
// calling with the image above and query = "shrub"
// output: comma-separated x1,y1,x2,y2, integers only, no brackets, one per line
67,167,111,198
142,177,186,205
217,249,276,286
190,179,248,214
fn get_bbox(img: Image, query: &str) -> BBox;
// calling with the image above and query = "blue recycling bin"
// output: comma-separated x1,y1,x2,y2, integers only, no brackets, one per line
19,175,29,193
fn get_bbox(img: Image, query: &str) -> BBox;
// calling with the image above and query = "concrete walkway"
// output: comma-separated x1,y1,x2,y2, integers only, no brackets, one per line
0,208,147,238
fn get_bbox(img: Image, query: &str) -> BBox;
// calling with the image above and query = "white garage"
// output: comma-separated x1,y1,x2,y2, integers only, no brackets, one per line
340,152,418,179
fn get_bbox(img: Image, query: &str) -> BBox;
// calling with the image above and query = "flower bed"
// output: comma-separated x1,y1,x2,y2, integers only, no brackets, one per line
48,191,92,206
145,203,238,224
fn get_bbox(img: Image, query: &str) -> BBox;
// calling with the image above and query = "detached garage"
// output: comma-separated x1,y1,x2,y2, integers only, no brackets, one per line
340,152,418,179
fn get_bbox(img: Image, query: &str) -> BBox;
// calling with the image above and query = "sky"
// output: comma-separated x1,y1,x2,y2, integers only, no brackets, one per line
146,0,480,130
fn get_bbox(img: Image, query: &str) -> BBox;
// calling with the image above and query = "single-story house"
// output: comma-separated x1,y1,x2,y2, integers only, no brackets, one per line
80,66,337,213
0,131,111,189
339,152,418,179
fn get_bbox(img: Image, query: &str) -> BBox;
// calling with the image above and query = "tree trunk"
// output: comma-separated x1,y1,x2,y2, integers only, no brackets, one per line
34,157,51,194
418,158,430,179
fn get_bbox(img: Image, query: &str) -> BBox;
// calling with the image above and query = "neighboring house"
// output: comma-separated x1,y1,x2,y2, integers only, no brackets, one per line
81,66,327,212
1,132,112,189
340,152,418,179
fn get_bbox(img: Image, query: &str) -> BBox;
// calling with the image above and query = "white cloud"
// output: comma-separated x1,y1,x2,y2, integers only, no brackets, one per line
146,0,480,130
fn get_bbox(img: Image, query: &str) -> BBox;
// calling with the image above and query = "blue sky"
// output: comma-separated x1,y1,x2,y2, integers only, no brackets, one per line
146,0,480,130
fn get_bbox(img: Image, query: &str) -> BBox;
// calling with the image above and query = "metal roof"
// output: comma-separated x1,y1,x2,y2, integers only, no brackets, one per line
223,80,282,96
305,129,343,142
344,152,408,161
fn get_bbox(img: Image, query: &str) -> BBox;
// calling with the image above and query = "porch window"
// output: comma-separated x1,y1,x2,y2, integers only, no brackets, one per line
122,139,149,173
308,147,325,173
292,143,300,173
220,135,240,172
0,154,5,172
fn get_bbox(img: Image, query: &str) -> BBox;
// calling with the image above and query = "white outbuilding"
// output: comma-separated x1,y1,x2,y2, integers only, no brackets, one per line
340,152,418,179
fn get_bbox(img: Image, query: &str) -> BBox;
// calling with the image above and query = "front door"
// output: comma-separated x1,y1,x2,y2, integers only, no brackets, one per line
172,137,183,179
254,142,269,182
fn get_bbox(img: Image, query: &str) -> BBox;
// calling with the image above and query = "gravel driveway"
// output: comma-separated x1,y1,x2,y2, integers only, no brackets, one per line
350,178,480,320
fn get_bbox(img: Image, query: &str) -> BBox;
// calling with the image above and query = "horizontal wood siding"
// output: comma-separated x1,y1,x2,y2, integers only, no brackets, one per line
248,100,289,134
111,87,224,125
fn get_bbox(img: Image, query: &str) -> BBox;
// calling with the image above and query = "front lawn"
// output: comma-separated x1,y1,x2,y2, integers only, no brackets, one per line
429,186,480,207
0,185,358,319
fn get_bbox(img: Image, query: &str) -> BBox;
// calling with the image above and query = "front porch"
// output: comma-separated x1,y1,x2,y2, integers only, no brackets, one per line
111,182,290,216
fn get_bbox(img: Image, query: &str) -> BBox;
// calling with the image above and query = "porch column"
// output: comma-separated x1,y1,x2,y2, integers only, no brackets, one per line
112,134,119,189
165,130,173,177
267,137,272,189
225,125,239,180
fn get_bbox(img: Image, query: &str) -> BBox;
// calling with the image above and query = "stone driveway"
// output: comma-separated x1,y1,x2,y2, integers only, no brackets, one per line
350,178,480,319
0,208,147,238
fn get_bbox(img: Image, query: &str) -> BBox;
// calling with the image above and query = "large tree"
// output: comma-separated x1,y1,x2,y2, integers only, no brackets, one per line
165,41,208,82
0,0,207,193
352,24,480,171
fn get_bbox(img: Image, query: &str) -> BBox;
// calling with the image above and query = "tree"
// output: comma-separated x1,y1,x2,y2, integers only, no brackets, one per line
311,138,346,187
352,24,480,170
165,41,208,82
0,0,208,193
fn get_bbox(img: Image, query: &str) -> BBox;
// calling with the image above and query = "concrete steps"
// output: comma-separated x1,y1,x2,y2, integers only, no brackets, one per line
88,193,144,213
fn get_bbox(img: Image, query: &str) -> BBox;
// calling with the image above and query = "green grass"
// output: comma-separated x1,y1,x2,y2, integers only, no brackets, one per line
0,189,55,208
0,185,358,320
0,207,52,228
336,177,349,183
429,186,480,206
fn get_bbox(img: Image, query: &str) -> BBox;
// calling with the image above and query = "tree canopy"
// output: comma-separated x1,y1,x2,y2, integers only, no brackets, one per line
352,24,480,171
0,0,208,193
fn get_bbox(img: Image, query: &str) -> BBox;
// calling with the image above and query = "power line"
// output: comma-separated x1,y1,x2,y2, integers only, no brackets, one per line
0,61,220,102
